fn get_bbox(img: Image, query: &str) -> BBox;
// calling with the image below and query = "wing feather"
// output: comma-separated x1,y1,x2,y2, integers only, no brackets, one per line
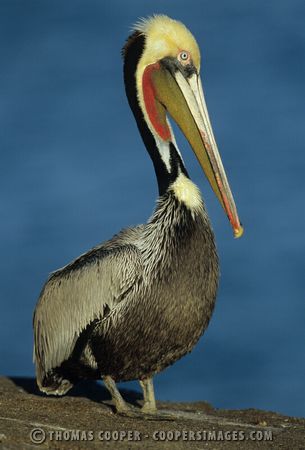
33,238,142,382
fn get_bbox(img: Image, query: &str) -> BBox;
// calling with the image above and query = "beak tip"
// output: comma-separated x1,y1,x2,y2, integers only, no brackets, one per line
234,224,244,239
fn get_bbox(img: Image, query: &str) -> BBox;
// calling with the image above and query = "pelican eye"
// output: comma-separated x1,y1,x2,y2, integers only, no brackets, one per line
178,51,190,64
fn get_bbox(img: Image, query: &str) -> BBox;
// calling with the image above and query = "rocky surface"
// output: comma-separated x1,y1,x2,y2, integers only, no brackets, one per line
0,376,304,449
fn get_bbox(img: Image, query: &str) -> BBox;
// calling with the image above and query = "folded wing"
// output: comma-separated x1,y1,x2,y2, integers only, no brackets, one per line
33,232,143,391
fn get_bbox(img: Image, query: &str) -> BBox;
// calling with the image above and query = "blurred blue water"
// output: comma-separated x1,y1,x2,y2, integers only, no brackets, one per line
0,0,304,417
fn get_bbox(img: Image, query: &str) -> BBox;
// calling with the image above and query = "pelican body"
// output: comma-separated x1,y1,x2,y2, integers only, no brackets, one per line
33,15,243,414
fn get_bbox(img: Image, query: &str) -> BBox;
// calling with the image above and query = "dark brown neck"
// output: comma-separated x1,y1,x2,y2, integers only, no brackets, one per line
122,32,188,196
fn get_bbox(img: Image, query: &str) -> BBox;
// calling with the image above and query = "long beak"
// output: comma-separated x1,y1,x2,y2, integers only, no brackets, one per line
151,63,243,238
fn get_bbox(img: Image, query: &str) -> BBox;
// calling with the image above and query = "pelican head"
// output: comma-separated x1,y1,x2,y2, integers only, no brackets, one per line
123,15,243,238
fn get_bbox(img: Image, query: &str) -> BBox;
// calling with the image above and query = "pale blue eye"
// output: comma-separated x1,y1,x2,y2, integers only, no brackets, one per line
180,51,189,61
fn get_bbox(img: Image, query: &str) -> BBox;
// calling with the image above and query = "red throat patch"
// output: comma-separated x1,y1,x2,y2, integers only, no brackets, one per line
142,63,171,141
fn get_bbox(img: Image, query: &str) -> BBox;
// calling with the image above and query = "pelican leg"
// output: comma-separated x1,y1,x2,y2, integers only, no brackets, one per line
103,375,175,421
103,375,130,413
139,377,157,413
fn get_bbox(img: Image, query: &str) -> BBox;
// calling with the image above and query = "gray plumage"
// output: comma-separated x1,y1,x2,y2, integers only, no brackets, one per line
33,189,219,395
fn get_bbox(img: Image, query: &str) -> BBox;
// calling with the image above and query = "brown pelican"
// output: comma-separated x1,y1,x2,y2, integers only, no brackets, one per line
33,15,243,416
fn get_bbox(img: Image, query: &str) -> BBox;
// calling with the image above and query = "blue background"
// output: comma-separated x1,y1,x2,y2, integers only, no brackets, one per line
1,0,304,417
